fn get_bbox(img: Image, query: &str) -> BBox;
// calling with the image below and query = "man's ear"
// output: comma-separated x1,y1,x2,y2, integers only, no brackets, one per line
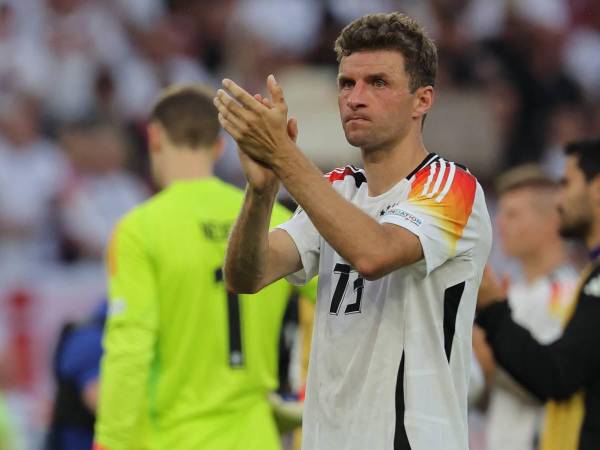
147,122,163,154
412,85,434,120
211,136,226,161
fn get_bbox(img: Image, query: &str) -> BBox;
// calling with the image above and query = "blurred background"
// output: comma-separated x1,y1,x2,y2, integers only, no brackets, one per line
0,0,597,448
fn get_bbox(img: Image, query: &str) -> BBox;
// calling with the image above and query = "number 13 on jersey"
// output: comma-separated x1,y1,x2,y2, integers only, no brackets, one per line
330,263,364,315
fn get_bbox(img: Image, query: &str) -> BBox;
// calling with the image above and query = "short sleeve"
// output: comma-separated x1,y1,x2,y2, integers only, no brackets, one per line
276,207,320,285
380,162,478,277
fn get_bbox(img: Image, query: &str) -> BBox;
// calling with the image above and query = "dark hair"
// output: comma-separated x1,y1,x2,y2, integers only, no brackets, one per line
565,139,600,181
149,84,220,149
334,12,437,92
495,164,557,196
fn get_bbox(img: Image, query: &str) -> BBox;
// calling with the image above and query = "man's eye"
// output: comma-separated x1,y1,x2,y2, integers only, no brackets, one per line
340,80,353,89
374,79,386,87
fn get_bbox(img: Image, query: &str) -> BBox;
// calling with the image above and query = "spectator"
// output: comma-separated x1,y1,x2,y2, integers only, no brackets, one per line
478,164,578,450
477,139,600,450
59,120,148,261
0,92,68,283
0,1,48,100
42,0,132,121
46,301,106,450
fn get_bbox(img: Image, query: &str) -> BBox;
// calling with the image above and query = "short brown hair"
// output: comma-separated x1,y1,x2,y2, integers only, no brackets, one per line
496,164,557,196
334,12,437,92
149,84,220,149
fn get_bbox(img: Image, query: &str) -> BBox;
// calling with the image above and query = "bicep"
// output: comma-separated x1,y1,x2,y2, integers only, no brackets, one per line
261,228,303,288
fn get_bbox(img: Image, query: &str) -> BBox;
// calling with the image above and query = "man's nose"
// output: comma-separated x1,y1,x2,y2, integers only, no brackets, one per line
347,81,367,109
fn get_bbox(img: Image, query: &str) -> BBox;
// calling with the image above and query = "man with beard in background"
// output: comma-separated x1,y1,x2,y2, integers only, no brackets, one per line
476,138,600,450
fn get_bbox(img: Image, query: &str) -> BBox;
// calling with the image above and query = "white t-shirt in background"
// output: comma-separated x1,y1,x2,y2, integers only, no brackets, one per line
486,266,578,450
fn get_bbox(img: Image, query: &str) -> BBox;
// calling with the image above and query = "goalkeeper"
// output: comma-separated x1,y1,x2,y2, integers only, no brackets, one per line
94,84,302,450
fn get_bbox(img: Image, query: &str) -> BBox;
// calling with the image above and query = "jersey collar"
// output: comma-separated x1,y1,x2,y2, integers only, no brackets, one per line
405,153,438,180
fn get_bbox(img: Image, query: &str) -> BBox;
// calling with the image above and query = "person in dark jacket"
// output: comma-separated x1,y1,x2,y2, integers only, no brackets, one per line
476,138,600,450
46,302,106,450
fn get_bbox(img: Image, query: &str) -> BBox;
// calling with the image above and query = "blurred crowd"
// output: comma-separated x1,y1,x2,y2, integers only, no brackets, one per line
0,0,598,448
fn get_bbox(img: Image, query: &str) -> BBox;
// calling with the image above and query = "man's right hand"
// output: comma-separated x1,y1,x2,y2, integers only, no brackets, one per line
237,94,298,195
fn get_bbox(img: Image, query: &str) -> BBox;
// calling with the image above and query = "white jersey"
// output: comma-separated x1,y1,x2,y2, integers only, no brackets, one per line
486,265,578,450
277,154,492,450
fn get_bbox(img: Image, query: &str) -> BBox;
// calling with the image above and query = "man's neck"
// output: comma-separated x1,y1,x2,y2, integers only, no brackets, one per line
520,241,567,284
361,130,428,197
161,150,214,187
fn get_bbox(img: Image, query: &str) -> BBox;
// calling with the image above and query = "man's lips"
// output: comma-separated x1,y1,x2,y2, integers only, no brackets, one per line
345,115,370,124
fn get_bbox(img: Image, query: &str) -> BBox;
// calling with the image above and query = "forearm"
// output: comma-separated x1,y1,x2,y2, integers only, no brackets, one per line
273,145,396,279
476,301,585,401
224,185,278,293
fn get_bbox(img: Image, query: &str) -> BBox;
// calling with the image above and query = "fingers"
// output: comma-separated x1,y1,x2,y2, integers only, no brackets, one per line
267,74,287,110
287,117,298,143
214,90,246,121
254,93,272,108
217,112,242,141
214,94,249,140
215,96,248,140
222,79,264,112
501,274,510,288
483,265,498,283
500,274,510,297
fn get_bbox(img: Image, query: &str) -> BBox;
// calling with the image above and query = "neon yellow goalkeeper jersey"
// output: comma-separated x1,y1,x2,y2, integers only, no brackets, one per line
95,177,298,450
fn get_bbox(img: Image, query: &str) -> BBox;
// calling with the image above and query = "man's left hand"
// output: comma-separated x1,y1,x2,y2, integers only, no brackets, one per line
477,266,509,311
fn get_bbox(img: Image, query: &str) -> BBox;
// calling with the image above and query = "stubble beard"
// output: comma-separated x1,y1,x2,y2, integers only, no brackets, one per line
558,207,592,241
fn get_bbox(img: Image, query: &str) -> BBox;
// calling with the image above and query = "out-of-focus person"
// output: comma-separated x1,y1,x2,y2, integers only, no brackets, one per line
476,139,600,450
59,120,148,261
0,1,48,100
43,0,132,121
0,92,68,283
46,302,106,450
93,85,296,450
477,165,577,450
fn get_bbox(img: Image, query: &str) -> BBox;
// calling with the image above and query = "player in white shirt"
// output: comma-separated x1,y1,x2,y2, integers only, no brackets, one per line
217,12,492,450
481,166,578,450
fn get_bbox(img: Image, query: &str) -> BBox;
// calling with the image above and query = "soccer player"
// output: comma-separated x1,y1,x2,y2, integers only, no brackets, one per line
217,12,492,450
477,139,600,450
93,85,299,450
480,166,577,450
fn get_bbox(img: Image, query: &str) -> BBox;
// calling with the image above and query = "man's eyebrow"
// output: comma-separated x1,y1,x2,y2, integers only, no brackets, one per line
365,73,388,79
337,72,390,82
